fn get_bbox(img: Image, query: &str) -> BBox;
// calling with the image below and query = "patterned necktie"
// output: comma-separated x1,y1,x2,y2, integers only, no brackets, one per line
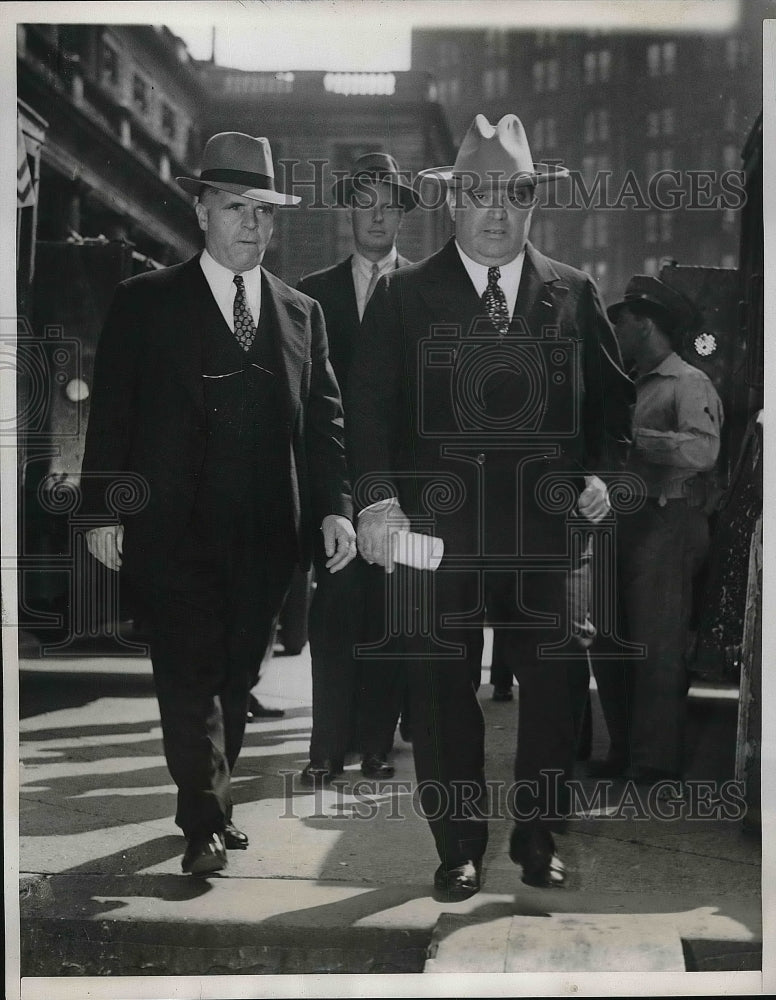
482,265,510,336
365,262,381,305
233,274,256,352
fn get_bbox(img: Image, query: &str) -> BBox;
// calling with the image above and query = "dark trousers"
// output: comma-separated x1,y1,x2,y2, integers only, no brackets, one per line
592,499,710,775
395,565,590,870
143,539,295,838
307,553,406,765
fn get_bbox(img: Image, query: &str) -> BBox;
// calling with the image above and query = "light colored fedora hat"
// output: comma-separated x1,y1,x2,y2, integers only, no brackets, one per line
177,132,300,205
417,114,570,187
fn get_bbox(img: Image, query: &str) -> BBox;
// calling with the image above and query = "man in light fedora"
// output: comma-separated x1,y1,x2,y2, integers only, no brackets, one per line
347,114,634,898
296,152,417,787
81,132,356,875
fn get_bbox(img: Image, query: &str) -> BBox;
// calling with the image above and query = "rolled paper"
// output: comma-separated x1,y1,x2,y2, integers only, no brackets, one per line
391,530,444,571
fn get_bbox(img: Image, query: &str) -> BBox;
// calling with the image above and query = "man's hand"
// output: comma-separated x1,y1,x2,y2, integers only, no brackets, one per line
356,498,410,573
86,524,124,571
321,514,357,573
577,475,611,523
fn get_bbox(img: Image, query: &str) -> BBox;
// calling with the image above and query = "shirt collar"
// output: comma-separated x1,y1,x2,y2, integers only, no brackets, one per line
454,241,525,291
640,351,684,380
352,247,398,278
200,248,262,294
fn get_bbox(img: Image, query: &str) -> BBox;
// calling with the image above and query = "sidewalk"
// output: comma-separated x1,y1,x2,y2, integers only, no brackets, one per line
15,631,762,990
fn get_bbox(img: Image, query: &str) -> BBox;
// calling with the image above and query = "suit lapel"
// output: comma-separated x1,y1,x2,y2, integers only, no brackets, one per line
513,242,566,336
417,239,483,338
260,268,308,422
159,255,215,414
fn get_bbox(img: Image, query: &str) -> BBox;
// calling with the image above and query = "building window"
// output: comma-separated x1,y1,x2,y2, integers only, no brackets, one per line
102,42,118,86
449,77,460,103
596,215,608,248
584,111,595,144
497,66,509,97
644,257,659,276
662,107,675,136
594,261,608,289
598,109,610,141
583,51,596,84
133,73,149,113
647,44,661,76
546,59,559,91
483,69,496,99
497,30,508,59
724,98,737,132
599,50,611,82
582,217,594,250
725,38,746,70
533,61,545,93
660,212,673,242
722,207,737,232
161,103,176,140
646,213,658,243
663,41,677,74
582,156,596,185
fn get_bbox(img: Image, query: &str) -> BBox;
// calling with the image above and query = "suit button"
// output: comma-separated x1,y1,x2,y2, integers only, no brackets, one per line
476,453,486,464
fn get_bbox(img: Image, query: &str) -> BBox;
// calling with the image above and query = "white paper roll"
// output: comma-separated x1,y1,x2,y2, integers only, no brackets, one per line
391,530,444,571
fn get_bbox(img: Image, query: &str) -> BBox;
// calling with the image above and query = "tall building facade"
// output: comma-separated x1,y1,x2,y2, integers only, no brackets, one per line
411,5,763,299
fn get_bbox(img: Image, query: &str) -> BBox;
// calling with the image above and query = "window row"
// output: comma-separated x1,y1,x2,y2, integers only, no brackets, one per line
102,40,179,141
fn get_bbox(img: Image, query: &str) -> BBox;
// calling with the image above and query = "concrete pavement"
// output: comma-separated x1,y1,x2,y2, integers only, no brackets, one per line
14,629,763,993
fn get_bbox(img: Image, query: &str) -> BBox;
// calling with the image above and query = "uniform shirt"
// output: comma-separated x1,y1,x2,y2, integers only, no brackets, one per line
200,249,262,330
352,248,399,321
455,242,525,320
629,351,724,502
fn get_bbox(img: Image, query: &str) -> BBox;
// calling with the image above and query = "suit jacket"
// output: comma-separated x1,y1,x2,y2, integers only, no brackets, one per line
297,254,411,397
346,238,634,557
80,254,351,582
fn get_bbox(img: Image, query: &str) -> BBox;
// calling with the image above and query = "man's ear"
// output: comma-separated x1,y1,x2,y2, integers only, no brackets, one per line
195,201,208,233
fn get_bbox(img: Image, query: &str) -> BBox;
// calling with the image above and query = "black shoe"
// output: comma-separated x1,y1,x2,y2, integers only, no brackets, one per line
492,686,514,702
361,753,395,779
247,694,285,720
433,860,482,901
223,822,249,850
299,759,344,787
182,832,227,875
509,826,566,888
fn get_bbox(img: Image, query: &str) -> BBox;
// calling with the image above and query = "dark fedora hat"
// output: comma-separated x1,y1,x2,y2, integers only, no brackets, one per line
177,132,300,205
333,152,419,212
607,275,699,334
417,113,570,188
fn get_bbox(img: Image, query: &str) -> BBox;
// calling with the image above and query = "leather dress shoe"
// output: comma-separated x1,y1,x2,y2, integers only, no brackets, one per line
246,693,285,720
509,826,566,888
361,753,395,779
299,759,343,787
492,686,514,702
182,832,227,875
433,860,482,901
223,822,249,850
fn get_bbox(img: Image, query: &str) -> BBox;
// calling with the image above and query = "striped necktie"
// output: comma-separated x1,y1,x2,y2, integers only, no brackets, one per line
482,266,510,336
233,274,256,351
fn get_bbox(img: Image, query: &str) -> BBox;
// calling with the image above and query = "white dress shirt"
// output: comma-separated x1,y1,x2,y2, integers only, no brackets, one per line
352,247,399,321
455,242,525,320
199,249,262,331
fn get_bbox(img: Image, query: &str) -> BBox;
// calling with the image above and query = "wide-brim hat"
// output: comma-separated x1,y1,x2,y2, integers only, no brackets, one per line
177,132,300,205
607,275,699,334
332,152,419,211
417,113,570,188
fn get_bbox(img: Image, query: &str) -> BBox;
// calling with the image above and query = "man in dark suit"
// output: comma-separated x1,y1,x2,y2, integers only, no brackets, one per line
81,132,356,875
348,114,633,899
297,153,416,785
